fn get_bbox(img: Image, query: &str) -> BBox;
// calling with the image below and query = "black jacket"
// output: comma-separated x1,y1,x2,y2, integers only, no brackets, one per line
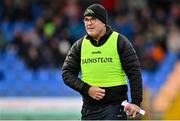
62,26,143,107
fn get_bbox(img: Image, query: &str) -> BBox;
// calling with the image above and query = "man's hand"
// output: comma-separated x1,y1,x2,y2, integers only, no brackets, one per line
88,87,105,100
124,103,140,118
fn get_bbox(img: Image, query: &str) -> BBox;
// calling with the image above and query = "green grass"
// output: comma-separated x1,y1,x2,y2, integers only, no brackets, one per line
0,111,81,120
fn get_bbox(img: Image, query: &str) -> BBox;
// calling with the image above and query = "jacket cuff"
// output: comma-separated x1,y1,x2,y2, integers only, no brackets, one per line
82,83,91,95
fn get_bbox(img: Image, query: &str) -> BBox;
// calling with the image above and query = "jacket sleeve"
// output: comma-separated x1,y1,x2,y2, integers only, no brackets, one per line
62,38,91,95
118,34,143,106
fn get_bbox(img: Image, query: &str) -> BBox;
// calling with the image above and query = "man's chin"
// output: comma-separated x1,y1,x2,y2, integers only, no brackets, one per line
87,32,95,37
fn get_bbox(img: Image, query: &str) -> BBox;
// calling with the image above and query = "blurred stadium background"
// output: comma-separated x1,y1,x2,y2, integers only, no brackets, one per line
0,0,180,120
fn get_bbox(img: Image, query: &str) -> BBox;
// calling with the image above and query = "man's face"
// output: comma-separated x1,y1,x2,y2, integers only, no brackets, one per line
83,16,106,38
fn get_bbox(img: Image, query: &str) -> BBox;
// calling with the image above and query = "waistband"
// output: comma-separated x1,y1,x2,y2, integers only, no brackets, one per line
82,85,128,108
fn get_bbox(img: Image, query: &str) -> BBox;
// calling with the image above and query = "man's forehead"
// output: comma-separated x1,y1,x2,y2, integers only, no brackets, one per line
84,16,95,19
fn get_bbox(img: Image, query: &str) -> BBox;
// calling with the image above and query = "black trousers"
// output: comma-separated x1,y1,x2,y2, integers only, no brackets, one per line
81,104,127,120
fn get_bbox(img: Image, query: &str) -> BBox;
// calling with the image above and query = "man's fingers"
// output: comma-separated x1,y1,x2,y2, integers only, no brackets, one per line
129,110,138,118
132,111,137,118
129,109,135,117
96,94,104,99
93,93,105,100
93,96,100,100
127,108,134,116
124,104,140,118
96,96,101,100
93,96,102,100
95,88,105,100
124,105,130,111
97,92,105,97
98,88,105,93
88,87,106,100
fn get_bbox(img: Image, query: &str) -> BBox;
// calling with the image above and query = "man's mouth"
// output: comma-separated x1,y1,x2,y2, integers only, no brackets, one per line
87,28,94,31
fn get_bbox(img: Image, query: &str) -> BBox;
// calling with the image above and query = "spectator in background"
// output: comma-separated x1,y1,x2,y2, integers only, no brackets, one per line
62,0,86,44
0,0,177,71
1,0,16,22
167,17,180,57
113,13,134,40
0,30,8,52
133,33,157,70
26,46,41,70
62,4,143,120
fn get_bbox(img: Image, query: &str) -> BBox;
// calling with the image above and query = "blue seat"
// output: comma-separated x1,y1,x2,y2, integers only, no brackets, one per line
0,80,8,96
4,70,17,81
1,22,14,42
13,60,26,72
0,80,18,96
149,52,178,94
36,69,50,81
15,69,33,83
0,61,8,72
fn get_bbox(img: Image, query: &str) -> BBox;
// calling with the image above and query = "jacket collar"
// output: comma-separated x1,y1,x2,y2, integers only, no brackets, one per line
86,25,113,46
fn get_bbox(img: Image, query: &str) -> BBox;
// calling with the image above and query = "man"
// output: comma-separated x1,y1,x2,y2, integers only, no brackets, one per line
62,4,143,120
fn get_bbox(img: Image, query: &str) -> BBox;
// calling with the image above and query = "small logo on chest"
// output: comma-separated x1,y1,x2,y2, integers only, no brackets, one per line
92,51,101,54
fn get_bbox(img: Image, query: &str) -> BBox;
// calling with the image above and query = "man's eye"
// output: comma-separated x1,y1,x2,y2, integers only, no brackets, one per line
91,18,96,21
